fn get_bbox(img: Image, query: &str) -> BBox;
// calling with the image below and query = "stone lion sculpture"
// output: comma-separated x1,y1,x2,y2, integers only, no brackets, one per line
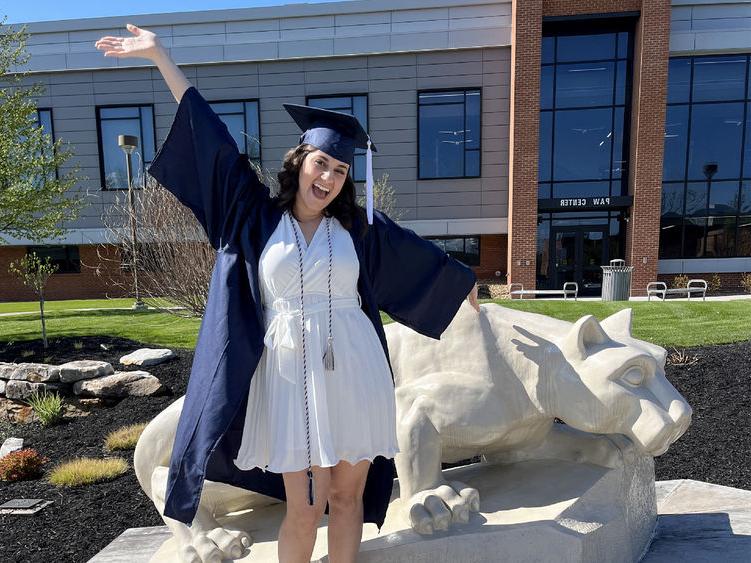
133,303,692,561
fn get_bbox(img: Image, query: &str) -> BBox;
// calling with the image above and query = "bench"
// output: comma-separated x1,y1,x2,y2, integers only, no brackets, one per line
646,279,707,301
509,282,578,301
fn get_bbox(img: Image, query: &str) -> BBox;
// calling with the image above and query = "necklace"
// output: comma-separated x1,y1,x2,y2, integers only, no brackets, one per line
288,210,335,506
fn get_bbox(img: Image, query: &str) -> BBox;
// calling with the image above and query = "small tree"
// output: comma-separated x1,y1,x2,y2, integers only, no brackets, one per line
0,17,86,244
8,252,58,348
356,172,404,221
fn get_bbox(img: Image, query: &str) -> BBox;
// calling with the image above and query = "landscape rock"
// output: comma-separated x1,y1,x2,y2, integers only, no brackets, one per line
0,437,24,460
73,371,165,398
0,397,36,423
0,379,5,395
0,362,15,379
120,348,176,367
59,360,114,383
5,380,66,401
7,362,61,382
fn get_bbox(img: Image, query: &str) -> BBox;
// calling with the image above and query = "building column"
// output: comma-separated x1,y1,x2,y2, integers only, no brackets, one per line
623,2,671,296
507,0,543,291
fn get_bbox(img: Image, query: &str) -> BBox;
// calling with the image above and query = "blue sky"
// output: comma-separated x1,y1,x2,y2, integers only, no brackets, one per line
1,1,344,24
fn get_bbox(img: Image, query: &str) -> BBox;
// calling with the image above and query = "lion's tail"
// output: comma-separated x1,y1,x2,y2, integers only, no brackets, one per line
133,396,185,500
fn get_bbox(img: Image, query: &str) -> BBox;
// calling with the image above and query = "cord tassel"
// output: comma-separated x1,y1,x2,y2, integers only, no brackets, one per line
366,137,374,225
307,469,315,506
323,336,335,371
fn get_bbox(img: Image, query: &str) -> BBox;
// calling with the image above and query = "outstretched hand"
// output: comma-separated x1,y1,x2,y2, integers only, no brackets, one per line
94,23,164,61
467,283,480,313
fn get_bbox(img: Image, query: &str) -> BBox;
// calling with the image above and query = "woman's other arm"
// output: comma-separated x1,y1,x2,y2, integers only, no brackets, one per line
94,24,191,103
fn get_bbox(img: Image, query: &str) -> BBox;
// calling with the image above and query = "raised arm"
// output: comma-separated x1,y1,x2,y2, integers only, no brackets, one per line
94,23,191,103
95,24,271,250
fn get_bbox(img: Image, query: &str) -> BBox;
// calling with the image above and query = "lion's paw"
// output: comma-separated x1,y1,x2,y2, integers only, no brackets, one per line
407,481,480,535
178,527,252,563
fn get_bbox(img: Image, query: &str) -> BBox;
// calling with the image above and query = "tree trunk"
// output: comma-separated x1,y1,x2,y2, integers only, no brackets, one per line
39,294,48,349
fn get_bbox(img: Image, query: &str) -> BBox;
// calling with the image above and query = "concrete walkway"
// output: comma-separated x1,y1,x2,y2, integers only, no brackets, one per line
0,306,187,318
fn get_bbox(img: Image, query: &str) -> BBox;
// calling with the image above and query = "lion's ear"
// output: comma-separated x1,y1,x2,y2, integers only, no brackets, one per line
600,308,633,338
561,315,610,361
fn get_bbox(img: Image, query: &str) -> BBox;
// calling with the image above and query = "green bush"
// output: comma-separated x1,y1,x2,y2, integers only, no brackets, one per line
671,274,689,289
708,273,722,295
0,448,49,481
47,457,129,486
104,423,148,451
741,272,751,294
24,389,64,426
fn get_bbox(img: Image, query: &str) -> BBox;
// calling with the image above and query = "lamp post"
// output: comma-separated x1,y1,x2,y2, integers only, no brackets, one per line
118,134,147,311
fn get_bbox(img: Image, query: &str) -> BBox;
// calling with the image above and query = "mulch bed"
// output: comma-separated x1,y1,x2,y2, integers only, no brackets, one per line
0,335,749,562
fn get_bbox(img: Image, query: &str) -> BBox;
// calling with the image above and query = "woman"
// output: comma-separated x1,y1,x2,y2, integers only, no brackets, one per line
95,24,479,563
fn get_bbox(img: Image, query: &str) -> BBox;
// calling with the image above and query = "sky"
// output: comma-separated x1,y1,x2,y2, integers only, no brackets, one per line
1,0,345,24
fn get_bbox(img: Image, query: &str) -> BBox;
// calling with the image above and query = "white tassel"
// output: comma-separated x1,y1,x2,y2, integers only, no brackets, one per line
323,336,335,371
366,137,374,225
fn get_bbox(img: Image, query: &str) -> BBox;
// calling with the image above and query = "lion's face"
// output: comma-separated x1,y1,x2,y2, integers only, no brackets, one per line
555,309,692,456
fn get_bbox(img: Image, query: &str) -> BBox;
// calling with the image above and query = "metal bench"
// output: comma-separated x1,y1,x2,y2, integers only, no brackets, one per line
646,279,707,301
509,282,578,300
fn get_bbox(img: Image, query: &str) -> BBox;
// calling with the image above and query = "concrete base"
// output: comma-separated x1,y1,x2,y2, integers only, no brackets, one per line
93,454,657,562
88,476,751,562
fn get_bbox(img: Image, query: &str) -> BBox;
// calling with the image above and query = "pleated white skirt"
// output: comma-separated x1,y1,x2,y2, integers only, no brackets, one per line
233,294,399,474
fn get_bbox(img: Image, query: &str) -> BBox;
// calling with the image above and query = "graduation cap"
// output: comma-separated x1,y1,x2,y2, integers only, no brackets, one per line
283,103,377,224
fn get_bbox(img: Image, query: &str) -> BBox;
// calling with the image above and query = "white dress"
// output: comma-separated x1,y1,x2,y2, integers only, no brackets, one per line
233,211,400,473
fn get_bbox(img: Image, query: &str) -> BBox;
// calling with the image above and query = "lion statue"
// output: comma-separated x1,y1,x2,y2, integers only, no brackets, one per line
133,303,691,561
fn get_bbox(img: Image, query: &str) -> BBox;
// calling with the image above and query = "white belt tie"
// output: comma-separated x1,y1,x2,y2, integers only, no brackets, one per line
263,294,361,383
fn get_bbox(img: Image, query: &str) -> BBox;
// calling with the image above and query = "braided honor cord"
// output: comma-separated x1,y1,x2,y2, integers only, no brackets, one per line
322,216,335,371
288,210,333,506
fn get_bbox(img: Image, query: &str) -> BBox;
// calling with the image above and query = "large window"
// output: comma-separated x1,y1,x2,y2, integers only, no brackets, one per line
209,100,261,167
418,89,481,179
96,105,155,190
26,245,80,274
539,28,632,201
306,95,368,182
426,236,480,266
661,54,751,258
34,108,57,180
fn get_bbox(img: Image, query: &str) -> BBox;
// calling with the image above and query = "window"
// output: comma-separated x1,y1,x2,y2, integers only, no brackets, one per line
660,54,751,259
306,95,368,182
96,105,156,190
34,108,58,181
539,28,633,201
418,89,481,179
426,236,480,266
26,245,80,274
209,100,261,166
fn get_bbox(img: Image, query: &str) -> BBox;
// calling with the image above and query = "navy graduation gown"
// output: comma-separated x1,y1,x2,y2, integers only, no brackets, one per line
147,86,477,529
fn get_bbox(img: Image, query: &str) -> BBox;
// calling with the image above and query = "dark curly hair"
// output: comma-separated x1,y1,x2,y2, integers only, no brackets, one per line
274,144,368,239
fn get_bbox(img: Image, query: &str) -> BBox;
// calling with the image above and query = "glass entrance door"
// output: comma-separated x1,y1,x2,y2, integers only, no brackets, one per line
551,226,609,296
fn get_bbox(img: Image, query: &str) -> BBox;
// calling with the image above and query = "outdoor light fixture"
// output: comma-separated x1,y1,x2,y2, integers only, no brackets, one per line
118,134,147,311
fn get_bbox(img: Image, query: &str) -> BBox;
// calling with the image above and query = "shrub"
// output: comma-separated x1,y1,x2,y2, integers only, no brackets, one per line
104,422,148,451
741,273,751,294
708,273,722,295
47,457,129,487
73,340,83,350
24,389,64,426
671,274,689,289
0,448,49,481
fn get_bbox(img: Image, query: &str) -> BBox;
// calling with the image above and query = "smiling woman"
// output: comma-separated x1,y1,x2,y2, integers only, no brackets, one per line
96,23,479,563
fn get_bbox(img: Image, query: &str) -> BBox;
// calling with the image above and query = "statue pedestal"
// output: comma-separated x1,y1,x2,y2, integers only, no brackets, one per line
152,454,656,562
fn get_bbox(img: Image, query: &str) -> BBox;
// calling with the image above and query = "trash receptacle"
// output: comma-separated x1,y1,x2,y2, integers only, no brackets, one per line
601,259,634,301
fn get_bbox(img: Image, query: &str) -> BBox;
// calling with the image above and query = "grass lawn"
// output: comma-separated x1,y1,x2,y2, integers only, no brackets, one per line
0,298,748,349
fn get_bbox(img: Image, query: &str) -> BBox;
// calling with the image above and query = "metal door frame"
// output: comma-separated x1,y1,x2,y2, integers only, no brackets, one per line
549,225,610,291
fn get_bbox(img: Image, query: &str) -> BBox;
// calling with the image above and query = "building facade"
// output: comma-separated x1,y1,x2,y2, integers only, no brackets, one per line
1,0,750,301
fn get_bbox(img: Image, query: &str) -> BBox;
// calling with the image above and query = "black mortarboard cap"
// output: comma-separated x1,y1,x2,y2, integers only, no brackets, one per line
283,103,377,223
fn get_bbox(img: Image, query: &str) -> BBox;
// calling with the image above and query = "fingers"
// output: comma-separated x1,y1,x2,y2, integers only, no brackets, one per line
126,23,140,35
